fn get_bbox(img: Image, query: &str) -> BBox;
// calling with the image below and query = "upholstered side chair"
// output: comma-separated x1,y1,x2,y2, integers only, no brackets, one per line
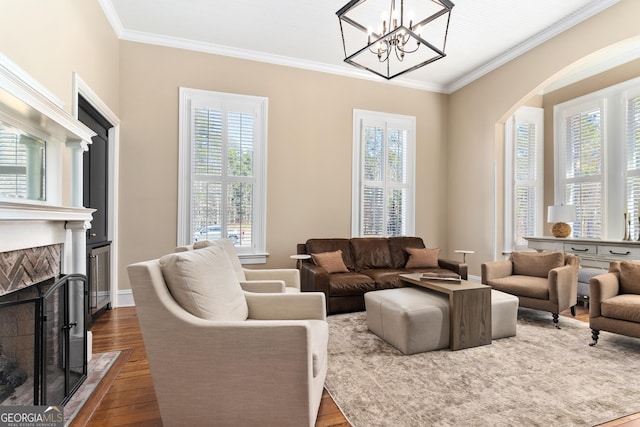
128,245,328,426
176,238,301,293
482,251,578,328
589,260,640,346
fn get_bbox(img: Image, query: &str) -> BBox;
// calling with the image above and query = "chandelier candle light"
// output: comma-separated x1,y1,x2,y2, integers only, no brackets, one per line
548,205,576,238
336,0,454,80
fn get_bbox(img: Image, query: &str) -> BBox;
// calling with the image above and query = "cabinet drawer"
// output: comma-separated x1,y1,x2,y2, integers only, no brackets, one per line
564,243,597,255
598,245,640,259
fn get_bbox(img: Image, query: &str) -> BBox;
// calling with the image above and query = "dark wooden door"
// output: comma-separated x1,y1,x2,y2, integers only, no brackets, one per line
79,96,111,245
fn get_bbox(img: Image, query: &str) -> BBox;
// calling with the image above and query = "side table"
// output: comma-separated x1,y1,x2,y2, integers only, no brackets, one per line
290,254,311,270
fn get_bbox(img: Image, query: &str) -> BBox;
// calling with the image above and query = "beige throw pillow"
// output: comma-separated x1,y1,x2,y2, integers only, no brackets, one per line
405,247,440,268
511,251,565,278
311,250,349,273
609,261,640,294
193,239,246,281
159,245,248,321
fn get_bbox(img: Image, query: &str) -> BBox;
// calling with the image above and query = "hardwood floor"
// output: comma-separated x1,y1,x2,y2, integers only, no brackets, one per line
81,305,640,427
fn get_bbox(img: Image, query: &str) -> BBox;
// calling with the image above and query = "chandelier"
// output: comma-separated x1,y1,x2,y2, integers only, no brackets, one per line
336,0,454,80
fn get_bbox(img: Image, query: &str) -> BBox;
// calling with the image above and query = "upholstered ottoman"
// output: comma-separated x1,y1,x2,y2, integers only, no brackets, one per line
365,287,450,355
491,289,519,339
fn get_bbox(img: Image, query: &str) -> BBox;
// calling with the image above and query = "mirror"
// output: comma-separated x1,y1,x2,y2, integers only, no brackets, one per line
0,121,46,201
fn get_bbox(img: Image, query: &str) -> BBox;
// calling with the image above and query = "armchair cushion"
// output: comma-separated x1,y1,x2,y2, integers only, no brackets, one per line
601,294,640,323
511,251,564,278
159,245,248,321
609,261,640,295
405,247,440,268
487,275,549,300
311,250,349,273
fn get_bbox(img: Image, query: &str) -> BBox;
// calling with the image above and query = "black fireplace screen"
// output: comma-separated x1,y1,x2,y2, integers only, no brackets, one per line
0,274,87,406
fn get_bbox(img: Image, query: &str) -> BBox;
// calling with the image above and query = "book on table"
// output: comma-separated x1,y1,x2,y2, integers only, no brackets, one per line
420,272,461,283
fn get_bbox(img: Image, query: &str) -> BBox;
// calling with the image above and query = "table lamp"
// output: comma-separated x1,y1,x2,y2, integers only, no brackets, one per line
547,205,576,238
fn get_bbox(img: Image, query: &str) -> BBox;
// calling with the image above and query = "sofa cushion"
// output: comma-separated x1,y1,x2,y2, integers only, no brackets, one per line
306,239,355,270
405,247,440,268
311,250,349,273
511,252,565,279
487,275,549,300
351,238,393,270
159,245,248,321
601,294,640,323
609,261,640,295
389,237,425,268
360,269,406,289
327,273,377,296
192,239,246,281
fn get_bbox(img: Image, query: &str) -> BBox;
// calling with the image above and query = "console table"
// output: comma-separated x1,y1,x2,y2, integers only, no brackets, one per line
525,236,640,268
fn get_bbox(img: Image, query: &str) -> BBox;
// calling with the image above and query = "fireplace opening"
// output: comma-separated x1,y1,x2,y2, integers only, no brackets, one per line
0,274,87,405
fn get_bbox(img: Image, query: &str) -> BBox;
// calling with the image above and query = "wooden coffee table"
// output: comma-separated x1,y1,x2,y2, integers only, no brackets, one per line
399,273,492,350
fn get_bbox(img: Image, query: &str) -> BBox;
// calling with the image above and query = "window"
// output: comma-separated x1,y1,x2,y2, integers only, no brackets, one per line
504,107,543,250
554,77,640,240
558,102,603,238
352,110,415,237
178,88,267,262
627,94,640,237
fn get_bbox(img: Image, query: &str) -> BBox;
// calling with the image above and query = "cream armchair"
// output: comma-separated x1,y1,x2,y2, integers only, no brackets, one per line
589,261,640,346
128,245,328,427
482,252,578,328
176,239,301,293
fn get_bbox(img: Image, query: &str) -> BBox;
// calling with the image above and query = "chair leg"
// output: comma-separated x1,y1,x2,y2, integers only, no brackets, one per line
589,329,600,346
552,313,560,329
570,305,576,316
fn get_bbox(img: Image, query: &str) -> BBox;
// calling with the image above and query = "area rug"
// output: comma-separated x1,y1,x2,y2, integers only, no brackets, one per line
325,309,640,427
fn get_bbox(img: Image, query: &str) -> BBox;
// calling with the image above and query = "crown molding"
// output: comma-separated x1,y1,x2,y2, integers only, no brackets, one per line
98,0,124,37
445,0,622,93
119,28,449,93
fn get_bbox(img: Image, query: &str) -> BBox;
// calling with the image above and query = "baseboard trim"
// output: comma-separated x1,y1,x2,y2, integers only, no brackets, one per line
116,289,135,307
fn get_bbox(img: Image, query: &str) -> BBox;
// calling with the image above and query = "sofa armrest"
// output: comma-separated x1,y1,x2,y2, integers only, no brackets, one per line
589,272,621,318
240,280,286,293
481,259,513,283
548,264,578,310
437,258,467,280
245,292,327,320
243,268,300,290
300,262,331,293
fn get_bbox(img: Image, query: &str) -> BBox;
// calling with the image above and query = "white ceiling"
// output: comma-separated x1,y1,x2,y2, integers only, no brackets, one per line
100,0,631,93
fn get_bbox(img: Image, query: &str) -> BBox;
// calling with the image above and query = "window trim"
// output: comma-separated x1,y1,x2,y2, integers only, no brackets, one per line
553,76,640,240
504,106,544,251
178,87,268,263
351,109,416,237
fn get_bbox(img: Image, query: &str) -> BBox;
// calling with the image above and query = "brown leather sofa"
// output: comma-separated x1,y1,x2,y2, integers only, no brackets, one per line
297,237,467,315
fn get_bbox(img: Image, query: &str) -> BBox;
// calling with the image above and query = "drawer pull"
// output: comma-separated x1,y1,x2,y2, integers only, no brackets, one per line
571,247,589,252
609,250,631,256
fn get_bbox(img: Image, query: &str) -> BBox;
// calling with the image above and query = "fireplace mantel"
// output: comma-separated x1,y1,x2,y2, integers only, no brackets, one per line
0,55,96,275
0,200,94,222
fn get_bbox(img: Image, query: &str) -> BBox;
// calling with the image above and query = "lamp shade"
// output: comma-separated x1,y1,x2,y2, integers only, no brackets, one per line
547,205,576,223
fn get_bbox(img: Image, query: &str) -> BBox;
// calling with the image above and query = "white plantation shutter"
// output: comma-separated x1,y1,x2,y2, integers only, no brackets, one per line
563,107,602,238
627,95,640,238
505,107,543,250
179,88,267,259
353,110,415,237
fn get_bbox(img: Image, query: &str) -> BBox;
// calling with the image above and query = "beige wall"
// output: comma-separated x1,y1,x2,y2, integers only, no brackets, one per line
118,42,448,289
0,0,119,206
448,0,640,277
0,0,119,115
